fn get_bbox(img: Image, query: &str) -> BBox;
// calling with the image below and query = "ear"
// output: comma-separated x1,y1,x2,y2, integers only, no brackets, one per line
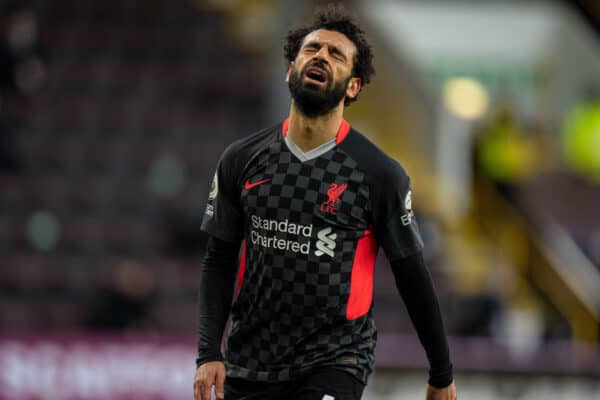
285,62,294,83
345,77,361,101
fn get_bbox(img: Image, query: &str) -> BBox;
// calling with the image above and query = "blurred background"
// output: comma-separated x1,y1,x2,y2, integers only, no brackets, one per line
1,0,600,399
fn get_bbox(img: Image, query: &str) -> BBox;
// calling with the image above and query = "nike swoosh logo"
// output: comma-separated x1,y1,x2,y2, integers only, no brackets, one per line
244,178,270,190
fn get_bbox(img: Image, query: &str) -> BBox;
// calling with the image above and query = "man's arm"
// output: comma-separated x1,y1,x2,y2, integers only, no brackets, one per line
194,235,240,400
390,251,454,389
365,156,456,398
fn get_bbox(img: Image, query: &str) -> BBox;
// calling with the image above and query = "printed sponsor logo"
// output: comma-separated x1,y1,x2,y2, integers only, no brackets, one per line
320,182,347,215
205,173,219,217
250,215,313,254
401,189,414,226
337,355,358,365
244,178,270,190
249,215,336,258
315,227,337,258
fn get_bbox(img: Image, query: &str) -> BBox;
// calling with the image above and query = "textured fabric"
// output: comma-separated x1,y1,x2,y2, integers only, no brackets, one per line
284,134,336,162
225,368,365,400
196,236,240,367
290,368,365,400
390,253,453,387
200,120,426,384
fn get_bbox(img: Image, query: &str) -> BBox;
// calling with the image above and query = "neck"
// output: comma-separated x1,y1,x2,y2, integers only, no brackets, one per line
286,101,344,152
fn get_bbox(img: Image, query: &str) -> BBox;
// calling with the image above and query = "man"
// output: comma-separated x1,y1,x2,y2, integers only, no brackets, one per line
194,6,457,400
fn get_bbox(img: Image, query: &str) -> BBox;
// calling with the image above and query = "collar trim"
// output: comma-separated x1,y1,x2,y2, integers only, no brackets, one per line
281,118,350,145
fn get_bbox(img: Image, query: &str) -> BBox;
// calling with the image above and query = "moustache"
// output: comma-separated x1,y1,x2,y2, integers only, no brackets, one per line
304,60,330,78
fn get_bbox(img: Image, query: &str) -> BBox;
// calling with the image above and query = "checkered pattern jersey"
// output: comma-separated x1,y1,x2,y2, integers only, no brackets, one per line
201,119,423,384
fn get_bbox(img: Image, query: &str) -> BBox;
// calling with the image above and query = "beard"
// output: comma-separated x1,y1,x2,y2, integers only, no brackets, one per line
288,62,350,118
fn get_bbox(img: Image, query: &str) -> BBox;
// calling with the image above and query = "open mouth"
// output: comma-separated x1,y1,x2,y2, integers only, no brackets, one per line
304,66,328,85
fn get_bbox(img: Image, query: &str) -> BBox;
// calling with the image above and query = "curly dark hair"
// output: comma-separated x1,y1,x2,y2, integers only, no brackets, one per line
284,4,375,105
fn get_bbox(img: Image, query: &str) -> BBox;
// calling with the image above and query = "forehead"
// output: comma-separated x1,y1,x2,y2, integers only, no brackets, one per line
301,29,357,57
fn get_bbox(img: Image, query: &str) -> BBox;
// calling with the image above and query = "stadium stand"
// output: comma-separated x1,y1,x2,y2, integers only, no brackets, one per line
0,0,266,332
0,0,463,339
1,0,598,366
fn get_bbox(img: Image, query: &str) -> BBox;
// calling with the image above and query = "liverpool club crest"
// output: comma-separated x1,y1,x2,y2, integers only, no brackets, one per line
320,182,348,215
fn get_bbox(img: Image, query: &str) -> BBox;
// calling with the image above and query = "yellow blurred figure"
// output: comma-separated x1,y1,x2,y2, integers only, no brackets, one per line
562,98,600,184
476,106,537,185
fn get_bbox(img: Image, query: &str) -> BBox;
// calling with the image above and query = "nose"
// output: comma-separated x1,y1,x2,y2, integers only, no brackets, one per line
314,46,331,61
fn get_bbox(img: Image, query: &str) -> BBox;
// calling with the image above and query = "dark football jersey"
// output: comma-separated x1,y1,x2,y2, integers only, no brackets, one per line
201,118,423,383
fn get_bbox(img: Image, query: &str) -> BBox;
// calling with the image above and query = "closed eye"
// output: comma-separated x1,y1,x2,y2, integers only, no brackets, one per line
303,43,320,53
330,47,347,62
301,41,349,63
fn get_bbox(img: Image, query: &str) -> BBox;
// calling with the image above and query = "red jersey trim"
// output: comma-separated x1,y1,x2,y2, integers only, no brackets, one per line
282,118,289,138
335,119,351,144
233,239,247,303
346,229,378,320
281,118,350,144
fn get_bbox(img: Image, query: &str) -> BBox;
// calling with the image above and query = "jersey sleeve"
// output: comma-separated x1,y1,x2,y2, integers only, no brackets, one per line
372,164,424,261
201,146,244,243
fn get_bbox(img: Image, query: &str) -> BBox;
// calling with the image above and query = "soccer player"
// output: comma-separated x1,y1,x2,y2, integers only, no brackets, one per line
194,6,457,400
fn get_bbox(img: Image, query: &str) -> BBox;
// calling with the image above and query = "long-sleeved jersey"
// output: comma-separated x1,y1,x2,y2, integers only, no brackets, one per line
199,118,451,384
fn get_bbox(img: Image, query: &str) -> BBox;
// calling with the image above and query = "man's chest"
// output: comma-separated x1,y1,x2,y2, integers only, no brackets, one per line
240,144,371,231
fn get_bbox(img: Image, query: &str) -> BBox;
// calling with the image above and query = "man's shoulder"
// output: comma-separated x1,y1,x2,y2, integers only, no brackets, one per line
218,122,282,171
341,128,409,183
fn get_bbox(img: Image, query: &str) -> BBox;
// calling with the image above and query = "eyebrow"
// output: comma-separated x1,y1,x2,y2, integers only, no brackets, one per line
303,40,348,61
